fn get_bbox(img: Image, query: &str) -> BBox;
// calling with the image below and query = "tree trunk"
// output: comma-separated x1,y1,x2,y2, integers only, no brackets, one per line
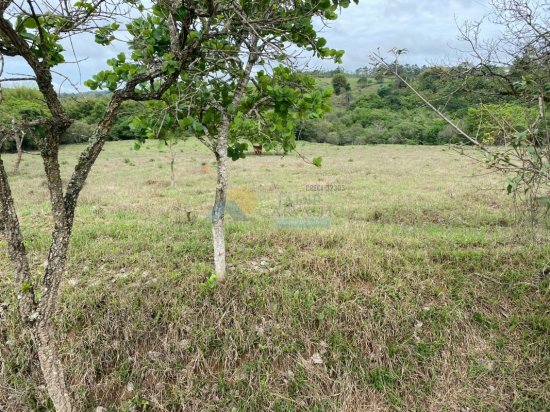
169,139,176,187
0,154,73,411
35,228,73,411
0,156,35,317
35,319,73,412
211,123,229,280
12,131,23,174
38,139,74,410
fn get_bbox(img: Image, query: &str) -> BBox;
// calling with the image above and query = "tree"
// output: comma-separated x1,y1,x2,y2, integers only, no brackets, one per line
129,99,185,187
374,67,385,83
127,0,349,280
372,0,549,221
357,76,370,88
0,78,43,173
0,1,220,409
332,72,351,95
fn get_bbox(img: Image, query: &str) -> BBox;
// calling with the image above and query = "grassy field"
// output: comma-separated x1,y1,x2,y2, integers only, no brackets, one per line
1,140,549,411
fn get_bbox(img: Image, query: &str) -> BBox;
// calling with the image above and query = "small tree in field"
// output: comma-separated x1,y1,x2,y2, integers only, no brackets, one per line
131,100,186,187
181,68,330,280
128,0,355,280
0,1,220,409
332,72,351,95
0,77,43,173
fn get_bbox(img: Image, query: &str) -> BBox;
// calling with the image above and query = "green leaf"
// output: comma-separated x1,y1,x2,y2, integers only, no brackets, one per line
22,17,38,29
312,157,323,167
228,142,248,161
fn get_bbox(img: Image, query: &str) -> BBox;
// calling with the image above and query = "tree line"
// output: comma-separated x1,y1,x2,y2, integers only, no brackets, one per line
2,58,542,151
0,89,142,151
299,60,544,146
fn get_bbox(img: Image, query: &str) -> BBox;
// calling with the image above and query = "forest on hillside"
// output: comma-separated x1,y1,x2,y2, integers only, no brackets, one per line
1,59,544,151
298,62,543,146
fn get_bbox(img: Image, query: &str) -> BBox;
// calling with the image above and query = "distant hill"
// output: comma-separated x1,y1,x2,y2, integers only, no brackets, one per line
300,67,533,146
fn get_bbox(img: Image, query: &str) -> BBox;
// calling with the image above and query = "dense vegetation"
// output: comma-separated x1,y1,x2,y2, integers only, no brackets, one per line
2,62,542,150
299,65,542,146
0,88,142,150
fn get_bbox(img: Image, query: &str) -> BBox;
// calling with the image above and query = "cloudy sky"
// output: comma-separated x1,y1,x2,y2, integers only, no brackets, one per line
311,0,499,70
2,0,499,92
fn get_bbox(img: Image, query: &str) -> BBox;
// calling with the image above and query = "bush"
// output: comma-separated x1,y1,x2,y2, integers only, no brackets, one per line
465,103,538,145
357,77,370,88
62,121,95,144
332,73,351,96
297,119,332,143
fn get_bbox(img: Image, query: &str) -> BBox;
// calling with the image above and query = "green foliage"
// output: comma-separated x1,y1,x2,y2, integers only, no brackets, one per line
82,0,356,160
84,6,182,93
127,66,332,159
225,67,332,155
0,88,45,125
357,76,370,88
0,90,146,150
299,78,450,146
62,120,95,144
299,65,546,146
200,273,219,292
465,103,538,145
228,142,249,161
0,88,45,150
6,65,541,150
332,73,351,95
94,23,120,46
14,15,66,66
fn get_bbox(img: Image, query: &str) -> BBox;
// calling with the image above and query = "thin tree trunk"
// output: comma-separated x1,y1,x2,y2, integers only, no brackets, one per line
37,137,75,410
169,139,176,187
204,37,258,281
0,154,73,411
211,121,229,280
0,155,35,318
12,131,23,174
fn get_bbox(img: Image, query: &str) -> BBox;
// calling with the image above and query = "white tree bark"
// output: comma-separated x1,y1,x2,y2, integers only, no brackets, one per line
12,122,24,174
211,118,229,280
168,138,176,187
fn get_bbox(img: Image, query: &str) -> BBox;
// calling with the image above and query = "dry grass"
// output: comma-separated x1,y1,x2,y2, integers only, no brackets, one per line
0,140,549,411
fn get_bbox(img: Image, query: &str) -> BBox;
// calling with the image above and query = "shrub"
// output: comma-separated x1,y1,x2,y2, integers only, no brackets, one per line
62,121,95,144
